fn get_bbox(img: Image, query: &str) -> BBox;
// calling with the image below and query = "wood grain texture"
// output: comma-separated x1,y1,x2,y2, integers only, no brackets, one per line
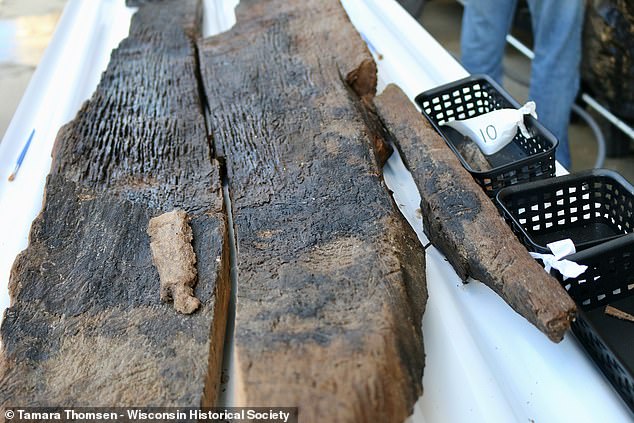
1,0,229,407
51,0,207,212
199,1,427,421
373,84,576,343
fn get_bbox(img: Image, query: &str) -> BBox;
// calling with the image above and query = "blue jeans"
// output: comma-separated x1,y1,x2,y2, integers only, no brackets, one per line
460,0,584,169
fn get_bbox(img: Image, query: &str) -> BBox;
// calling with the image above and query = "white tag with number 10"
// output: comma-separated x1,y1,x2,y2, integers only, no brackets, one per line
442,101,537,155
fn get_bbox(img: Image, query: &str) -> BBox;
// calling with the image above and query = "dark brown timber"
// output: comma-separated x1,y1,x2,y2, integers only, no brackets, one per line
199,0,427,421
372,84,576,343
0,0,229,407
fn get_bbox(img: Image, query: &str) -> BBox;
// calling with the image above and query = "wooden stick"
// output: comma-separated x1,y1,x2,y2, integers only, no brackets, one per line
370,84,576,343
605,305,634,323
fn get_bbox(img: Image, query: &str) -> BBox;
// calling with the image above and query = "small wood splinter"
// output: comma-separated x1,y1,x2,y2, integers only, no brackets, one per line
605,305,634,323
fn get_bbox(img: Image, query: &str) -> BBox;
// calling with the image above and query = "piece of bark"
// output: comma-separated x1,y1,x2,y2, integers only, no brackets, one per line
199,1,427,421
148,210,200,314
1,0,229,408
372,84,576,343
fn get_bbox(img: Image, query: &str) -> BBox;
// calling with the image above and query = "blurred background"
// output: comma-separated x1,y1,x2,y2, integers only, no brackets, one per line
0,0,67,140
1,0,633,179
406,0,634,179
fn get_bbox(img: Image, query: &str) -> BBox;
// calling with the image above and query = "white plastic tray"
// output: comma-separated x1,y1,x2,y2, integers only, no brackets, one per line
0,1,631,421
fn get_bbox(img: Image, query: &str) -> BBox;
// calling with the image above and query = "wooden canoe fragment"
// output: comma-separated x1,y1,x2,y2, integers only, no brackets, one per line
1,0,229,407
372,84,576,343
199,0,427,421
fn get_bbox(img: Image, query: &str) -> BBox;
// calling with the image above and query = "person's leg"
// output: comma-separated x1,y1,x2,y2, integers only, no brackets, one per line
460,0,518,84
527,0,584,169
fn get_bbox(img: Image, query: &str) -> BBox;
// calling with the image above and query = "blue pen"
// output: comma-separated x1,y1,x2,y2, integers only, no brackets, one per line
360,33,383,60
8,129,35,181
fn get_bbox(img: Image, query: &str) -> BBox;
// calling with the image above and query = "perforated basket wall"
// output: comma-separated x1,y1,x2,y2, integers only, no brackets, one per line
415,75,558,198
496,169,634,254
497,170,634,412
573,312,634,412
555,235,634,413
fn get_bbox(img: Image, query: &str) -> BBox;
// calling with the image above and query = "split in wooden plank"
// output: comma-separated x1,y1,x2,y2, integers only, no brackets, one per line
370,84,576,343
199,0,427,421
1,0,229,407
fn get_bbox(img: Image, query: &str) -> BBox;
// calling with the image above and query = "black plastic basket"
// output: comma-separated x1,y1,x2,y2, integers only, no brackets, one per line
496,169,634,254
552,234,634,413
415,75,558,198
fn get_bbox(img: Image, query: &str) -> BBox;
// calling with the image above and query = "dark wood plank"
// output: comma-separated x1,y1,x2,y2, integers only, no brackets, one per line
51,0,208,212
1,175,228,406
373,84,576,342
199,1,427,421
1,0,229,407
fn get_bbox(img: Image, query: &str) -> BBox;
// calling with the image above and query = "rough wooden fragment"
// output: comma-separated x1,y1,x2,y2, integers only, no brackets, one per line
372,84,576,343
148,210,200,315
125,0,203,40
1,0,229,407
199,0,427,421
605,305,634,323
455,138,492,171
51,0,208,210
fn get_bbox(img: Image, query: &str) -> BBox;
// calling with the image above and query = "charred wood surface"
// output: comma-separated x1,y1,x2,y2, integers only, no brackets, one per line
1,0,229,407
199,1,427,421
